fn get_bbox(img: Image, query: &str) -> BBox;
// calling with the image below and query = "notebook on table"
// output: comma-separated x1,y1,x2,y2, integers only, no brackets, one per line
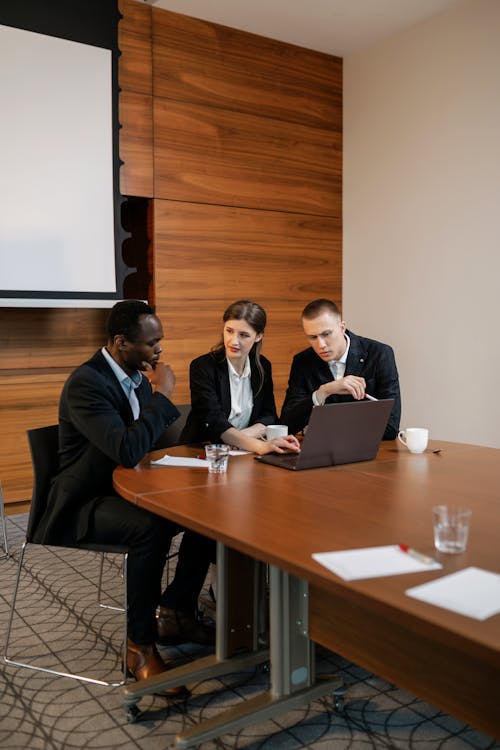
255,399,394,471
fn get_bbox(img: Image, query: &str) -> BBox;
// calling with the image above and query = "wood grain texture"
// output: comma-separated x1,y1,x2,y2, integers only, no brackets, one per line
0,309,106,504
119,91,154,197
154,99,341,215
118,0,152,95
113,441,500,737
118,0,153,196
0,375,64,502
152,8,341,130
0,308,107,372
152,199,341,404
310,583,500,738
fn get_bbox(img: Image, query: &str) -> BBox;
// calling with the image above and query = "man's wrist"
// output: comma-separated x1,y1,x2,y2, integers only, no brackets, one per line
313,386,326,406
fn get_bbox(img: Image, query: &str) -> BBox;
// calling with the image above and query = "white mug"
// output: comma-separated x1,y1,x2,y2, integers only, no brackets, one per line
398,427,429,454
265,425,288,440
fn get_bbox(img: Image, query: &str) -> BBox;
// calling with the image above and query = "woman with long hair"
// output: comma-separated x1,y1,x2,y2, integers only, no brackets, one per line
180,300,300,455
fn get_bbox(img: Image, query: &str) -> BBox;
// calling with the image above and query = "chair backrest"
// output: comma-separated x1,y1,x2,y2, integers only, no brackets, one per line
26,424,59,541
155,404,191,449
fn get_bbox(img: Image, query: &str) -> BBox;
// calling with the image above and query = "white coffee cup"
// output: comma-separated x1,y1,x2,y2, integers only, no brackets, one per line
398,427,429,454
265,425,288,440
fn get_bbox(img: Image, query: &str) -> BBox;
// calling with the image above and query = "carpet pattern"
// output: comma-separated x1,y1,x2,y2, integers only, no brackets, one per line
0,513,499,750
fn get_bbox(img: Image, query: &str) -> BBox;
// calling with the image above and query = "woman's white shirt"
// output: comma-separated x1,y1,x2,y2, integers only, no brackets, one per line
227,357,253,430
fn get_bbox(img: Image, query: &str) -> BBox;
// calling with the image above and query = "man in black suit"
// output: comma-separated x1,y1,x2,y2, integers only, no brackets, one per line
34,300,214,687
281,299,401,439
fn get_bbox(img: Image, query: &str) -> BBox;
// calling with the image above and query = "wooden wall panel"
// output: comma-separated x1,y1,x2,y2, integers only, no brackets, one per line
152,8,341,130
0,376,66,502
119,91,154,197
0,309,107,504
152,199,342,406
0,308,108,372
154,99,341,215
118,0,153,197
118,0,152,95
149,4,342,409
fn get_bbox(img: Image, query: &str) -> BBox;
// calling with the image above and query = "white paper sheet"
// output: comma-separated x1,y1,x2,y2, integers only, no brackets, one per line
406,566,500,620
150,454,207,468
312,545,442,581
150,450,249,467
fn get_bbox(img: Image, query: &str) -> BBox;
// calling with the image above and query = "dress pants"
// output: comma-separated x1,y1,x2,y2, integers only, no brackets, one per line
87,495,215,645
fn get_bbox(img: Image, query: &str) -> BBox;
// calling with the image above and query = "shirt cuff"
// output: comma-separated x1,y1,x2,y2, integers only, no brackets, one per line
312,389,325,407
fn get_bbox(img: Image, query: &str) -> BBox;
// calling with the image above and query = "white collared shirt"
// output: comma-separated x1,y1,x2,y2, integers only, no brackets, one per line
312,334,351,407
227,357,253,430
101,346,142,420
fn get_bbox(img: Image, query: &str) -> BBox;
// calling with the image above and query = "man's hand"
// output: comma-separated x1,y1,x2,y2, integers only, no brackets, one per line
143,361,176,398
317,375,366,402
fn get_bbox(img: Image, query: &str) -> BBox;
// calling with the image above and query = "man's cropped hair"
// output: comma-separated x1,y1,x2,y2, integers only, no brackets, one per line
302,298,341,320
107,299,155,341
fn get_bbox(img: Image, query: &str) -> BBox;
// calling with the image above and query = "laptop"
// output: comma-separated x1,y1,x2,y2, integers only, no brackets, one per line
255,399,394,470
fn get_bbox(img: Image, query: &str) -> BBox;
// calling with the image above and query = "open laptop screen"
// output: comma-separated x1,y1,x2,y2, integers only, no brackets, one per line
255,399,394,470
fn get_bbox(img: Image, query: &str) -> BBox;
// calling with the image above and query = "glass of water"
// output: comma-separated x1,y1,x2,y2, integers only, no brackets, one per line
204,444,230,474
432,505,472,554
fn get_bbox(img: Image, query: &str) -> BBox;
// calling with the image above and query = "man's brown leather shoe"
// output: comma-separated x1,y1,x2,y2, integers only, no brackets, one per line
157,607,215,646
124,638,188,698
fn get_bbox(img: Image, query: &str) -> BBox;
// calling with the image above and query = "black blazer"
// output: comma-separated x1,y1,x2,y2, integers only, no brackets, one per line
280,330,401,439
180,351,278,444
33,349,180,546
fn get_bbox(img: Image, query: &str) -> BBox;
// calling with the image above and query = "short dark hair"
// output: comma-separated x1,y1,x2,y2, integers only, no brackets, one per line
107,300,155,341
302,298,341,320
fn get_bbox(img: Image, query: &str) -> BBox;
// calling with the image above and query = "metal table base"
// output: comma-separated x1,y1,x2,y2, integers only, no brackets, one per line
123,543,344,747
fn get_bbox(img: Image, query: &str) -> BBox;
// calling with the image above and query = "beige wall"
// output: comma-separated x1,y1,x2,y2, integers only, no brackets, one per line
343,0,500,448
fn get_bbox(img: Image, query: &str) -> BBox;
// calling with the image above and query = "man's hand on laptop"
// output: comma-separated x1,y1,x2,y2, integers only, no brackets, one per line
315,375,366,403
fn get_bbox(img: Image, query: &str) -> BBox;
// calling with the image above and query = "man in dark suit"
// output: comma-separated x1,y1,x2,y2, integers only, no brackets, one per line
34,300,214,687
281,299,401,439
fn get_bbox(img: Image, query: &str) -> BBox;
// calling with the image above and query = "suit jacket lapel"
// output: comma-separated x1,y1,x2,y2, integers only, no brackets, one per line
345,332,367,376
94,349,135,422
216,359,232,416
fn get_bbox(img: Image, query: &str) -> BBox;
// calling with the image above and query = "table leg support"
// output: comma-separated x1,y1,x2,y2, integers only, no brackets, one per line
175,675,344,749
123,543,268,707
174,565,344,749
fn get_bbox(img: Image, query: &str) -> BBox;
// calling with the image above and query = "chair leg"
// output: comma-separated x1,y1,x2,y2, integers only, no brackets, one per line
0,481,9,559
98,552,126,612
4,543,128,687
122,552,128,684
3,540,26,661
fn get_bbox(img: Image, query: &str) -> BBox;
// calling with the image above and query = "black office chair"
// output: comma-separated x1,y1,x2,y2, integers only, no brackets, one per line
3,425,129,686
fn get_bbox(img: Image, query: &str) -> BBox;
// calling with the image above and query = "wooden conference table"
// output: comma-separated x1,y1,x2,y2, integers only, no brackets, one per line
113,439,500,744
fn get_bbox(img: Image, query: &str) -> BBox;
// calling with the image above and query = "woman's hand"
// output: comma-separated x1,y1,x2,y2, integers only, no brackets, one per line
239,423,267,440
256,434,301,456
222,426,300,455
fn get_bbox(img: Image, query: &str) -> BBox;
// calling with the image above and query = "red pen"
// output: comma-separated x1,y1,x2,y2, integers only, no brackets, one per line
196,455,207,460
399,544,434,565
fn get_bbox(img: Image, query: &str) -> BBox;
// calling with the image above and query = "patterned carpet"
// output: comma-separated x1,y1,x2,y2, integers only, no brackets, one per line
0,513,499,750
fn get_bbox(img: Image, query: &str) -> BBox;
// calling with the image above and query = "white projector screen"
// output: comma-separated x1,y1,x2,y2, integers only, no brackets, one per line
0,24,118,308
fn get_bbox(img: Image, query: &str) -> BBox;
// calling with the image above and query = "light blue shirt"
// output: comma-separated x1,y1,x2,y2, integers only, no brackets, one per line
101,346,142,420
